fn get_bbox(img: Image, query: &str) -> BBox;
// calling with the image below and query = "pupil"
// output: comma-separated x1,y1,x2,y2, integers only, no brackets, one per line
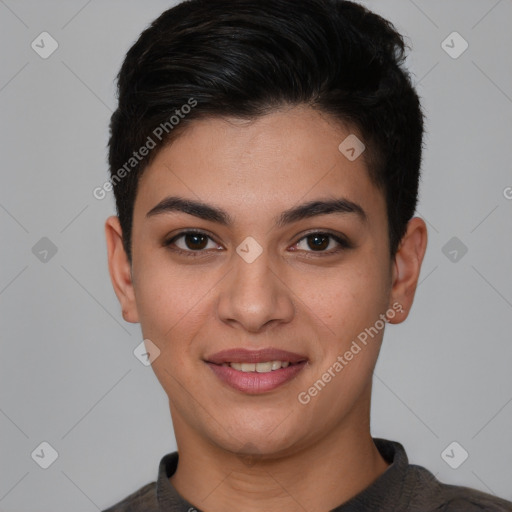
186,234,207,250
309,234,328,251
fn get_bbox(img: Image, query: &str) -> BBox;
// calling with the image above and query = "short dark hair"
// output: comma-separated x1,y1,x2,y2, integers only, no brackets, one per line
108,0,424,262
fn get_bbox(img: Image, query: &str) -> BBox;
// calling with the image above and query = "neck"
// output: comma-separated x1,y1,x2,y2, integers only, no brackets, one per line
168,399,389,512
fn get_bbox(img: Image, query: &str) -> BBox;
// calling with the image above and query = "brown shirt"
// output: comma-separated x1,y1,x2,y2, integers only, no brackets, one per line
102,438,512,511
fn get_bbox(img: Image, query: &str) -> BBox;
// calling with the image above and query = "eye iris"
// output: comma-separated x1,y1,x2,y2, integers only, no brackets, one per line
185,233,208,250
308,234,329,251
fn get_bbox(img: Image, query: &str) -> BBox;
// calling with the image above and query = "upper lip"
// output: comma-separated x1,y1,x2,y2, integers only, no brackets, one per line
205,348,308,365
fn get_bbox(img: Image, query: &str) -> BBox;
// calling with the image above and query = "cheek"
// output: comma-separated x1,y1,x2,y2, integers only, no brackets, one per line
132,258,222,358
299,261,388,334
132,264,188,342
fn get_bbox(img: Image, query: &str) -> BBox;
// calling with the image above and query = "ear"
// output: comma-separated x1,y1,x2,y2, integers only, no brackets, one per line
105,216,140,324
387,217,428,324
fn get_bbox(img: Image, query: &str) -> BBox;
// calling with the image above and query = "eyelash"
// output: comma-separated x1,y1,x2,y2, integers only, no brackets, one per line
163,229,352,258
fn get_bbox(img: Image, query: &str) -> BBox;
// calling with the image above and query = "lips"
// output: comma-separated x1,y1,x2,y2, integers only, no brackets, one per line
205,348,308,394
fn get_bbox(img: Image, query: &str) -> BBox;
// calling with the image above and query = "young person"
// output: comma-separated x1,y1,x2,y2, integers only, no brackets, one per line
102,0,512,510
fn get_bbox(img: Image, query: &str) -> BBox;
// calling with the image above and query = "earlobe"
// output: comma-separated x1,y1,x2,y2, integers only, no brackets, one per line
105,216,140,324
387,217,428,324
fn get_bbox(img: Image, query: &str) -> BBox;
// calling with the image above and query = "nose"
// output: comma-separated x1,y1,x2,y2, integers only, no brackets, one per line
216,247,295,333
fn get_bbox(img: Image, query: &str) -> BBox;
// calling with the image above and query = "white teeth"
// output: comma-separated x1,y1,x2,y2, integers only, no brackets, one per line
256,362,273,373
228,361,293,373
271,361,282,371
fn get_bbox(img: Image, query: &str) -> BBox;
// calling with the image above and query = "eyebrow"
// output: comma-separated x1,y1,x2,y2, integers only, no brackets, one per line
146,195,367,227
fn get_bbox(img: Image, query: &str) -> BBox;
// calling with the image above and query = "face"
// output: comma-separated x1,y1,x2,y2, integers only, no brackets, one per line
106,105,426,458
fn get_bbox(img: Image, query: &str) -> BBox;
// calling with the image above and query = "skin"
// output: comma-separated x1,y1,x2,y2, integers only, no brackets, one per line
106,105,427,512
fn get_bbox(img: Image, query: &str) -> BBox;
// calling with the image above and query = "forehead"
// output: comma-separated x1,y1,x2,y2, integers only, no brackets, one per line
135,106,385,225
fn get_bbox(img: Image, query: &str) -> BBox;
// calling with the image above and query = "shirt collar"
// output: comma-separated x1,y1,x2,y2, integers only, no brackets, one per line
331,438,410,511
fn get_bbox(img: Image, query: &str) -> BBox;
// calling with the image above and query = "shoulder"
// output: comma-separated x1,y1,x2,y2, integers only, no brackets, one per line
433,482,512,512
101,451,179,512
101,481,158,512
407,464,512,512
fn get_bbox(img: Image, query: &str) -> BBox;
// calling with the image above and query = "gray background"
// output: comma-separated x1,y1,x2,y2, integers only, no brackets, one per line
1,0,511,510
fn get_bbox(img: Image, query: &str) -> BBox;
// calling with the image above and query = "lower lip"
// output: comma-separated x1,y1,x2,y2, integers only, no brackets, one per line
206,362,307,394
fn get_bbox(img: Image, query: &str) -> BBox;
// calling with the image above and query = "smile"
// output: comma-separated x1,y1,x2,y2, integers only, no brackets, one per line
223,361,293,372
205,348,308,394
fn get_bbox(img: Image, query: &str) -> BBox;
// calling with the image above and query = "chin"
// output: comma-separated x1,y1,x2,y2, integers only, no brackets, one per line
212,419,307,460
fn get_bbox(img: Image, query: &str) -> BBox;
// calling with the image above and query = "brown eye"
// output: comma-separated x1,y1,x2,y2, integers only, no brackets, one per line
181,233,209,250
306,234,330,251
293,232,351,254
164,230,221,256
